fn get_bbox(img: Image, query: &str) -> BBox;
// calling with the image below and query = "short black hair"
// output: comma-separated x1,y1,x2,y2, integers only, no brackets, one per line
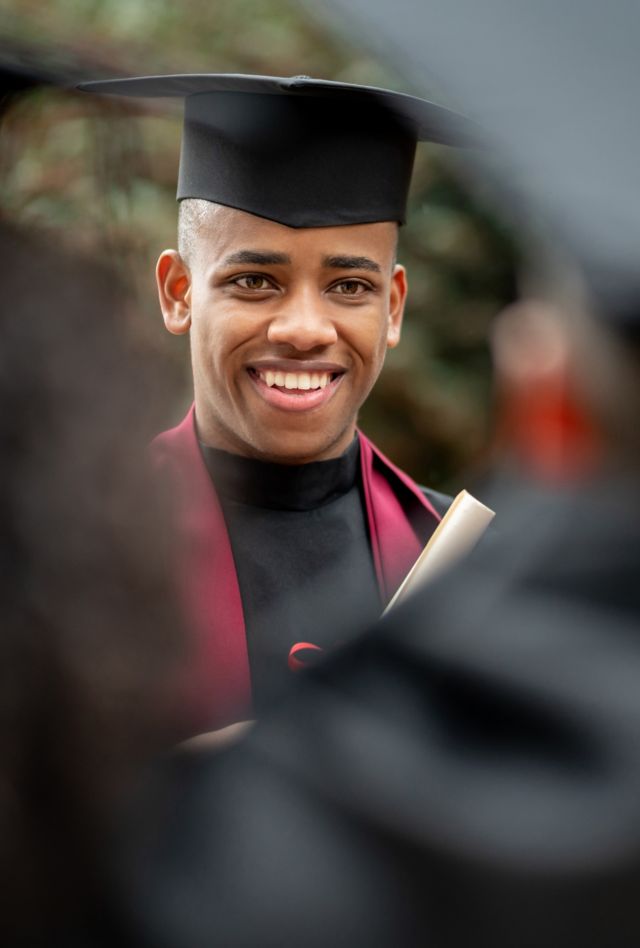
177,198,215,264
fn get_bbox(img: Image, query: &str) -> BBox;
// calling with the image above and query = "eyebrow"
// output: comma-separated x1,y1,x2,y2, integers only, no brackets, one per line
222,250,291,266
221,250,382,273
322,255,382,273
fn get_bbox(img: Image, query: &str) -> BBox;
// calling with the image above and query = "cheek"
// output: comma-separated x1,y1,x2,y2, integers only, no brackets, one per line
191,303,264,384
346,311,391,368
190,295,233,352
189,316,226,390
189,316,214,360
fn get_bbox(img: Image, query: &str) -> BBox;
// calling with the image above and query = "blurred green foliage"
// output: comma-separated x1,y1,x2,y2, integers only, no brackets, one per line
0,0,519,489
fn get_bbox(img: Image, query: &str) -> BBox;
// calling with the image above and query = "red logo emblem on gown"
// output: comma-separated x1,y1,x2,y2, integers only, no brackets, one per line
288,642,323,672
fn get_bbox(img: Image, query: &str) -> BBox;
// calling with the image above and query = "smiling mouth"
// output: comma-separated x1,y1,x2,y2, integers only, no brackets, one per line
249,367,339,391
247,366,345,411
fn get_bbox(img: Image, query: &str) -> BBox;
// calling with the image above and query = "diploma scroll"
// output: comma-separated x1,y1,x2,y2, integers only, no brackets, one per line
384,490,495,613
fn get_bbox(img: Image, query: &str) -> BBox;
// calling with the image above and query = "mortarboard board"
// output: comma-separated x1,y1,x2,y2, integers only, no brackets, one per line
315,0,640,332
78,73,474,229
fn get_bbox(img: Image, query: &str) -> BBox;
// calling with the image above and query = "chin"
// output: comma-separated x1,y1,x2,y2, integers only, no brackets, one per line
252,432,344,465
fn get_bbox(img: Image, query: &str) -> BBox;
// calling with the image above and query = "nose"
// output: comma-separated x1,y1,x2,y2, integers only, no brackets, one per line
267,291,338,351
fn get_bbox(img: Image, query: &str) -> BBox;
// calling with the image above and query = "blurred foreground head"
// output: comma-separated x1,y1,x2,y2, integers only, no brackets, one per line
0,220,184,936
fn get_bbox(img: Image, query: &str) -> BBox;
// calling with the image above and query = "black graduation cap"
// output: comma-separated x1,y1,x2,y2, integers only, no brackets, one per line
78,73,474,228
315,0,640,332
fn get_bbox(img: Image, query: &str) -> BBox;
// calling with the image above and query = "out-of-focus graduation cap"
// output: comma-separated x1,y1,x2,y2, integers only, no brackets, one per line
78,73,473,228
316,0,640,331
0,38,102,100
0,40,83,115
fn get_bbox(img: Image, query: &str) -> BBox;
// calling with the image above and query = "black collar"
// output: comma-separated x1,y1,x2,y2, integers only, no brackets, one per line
199,436,361,511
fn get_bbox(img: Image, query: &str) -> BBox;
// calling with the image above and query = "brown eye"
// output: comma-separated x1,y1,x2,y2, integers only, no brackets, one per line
235,275,271,290
334,279,367,296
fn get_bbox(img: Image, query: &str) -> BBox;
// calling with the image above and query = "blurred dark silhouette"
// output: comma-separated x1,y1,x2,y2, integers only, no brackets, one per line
0,218,186,942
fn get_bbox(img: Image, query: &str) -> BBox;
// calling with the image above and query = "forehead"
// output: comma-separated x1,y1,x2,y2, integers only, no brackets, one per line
188,204,398,264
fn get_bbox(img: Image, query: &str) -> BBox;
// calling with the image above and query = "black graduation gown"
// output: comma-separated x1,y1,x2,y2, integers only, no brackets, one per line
199,438,452,713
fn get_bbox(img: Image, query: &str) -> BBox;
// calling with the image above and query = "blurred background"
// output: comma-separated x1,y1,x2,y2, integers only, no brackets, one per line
0,0,520,490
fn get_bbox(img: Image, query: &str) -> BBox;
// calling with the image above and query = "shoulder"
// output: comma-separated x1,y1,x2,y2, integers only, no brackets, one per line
419,486,454,519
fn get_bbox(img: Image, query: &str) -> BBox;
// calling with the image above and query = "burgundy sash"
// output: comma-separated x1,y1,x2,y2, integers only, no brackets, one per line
152,405,440,729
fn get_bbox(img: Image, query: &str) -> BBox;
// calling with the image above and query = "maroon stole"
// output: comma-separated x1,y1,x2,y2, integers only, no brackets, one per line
152,405,441,729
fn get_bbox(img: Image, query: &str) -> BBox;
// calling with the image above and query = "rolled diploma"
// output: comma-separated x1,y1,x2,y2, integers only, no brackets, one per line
384,490,495,613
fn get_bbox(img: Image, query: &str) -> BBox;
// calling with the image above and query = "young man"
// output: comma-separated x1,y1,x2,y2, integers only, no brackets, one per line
81,75,468,728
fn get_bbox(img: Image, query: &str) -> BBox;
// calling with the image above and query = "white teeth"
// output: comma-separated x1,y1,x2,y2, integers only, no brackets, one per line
257,369,333,390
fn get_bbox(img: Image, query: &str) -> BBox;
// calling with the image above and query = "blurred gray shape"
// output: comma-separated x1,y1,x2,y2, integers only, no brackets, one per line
316,0,640,328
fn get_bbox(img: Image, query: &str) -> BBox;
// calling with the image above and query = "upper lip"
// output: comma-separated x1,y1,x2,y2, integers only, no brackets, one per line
248,359,346,374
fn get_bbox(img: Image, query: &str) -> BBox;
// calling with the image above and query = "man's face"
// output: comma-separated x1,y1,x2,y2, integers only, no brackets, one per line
157,205,406,463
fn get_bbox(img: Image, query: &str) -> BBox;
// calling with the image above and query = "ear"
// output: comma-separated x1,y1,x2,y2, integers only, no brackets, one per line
386,264,407,349
156,250,192,335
